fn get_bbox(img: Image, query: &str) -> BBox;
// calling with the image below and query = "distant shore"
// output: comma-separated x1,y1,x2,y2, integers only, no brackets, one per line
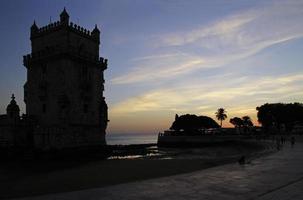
0,140,276,199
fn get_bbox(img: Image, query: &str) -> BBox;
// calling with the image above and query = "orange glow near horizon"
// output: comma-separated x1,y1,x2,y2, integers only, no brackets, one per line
108,106,261,134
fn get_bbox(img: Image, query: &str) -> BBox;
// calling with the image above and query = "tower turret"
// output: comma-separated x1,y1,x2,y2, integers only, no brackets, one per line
91,24,100,43
30,21,39,37
60,7,69,25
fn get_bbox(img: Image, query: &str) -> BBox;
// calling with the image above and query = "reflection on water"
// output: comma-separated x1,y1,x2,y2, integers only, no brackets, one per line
108,145,162,160
108,155,144,160
107,145,256,160
106,133,157,145
107,134,269,161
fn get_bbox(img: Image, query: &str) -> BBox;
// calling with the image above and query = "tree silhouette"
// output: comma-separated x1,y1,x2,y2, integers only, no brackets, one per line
256,103,303,132
215,108,227,128
242,116,253,127
170,114,219,133
229,117,243,128
242,116,253,133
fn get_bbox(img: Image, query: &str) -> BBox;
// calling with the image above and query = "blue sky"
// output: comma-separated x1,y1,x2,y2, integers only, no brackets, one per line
0,0,303,134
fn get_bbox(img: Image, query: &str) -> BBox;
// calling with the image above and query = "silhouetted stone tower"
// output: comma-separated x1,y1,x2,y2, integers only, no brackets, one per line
23,8,108,147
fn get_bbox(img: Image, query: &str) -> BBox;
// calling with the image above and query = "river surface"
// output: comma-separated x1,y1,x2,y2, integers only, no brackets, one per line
106,133,158,145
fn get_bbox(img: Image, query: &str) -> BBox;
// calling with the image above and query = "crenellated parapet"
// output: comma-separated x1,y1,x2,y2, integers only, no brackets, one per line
31,8,100,42
99,57,108,70
69,22,91,36
33,20,61,34
31,21,100,42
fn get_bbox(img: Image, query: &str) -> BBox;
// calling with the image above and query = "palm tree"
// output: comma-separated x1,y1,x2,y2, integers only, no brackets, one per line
215,108,227,128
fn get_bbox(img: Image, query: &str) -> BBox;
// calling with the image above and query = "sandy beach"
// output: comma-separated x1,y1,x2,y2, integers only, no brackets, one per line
0,140,275,199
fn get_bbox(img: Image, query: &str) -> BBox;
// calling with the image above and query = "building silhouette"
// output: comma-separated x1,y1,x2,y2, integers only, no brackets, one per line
0,8,108,149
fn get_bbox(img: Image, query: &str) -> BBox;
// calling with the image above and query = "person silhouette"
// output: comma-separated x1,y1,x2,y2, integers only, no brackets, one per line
238,155,246,165
276,139,281,150
291,136,295,147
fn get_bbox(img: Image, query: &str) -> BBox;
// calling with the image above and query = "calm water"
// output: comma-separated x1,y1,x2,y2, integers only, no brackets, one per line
106,133,158,145
106,133,270,160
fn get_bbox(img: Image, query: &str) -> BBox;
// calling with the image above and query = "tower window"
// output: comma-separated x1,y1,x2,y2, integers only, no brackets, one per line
42,104,46,113
83,104,88,113
42,65,47,74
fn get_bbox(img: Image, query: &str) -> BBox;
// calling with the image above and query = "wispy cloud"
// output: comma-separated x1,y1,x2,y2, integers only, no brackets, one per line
111,72,303,116
109,72,303,131
159,12,256,47
130,53,185,62
111,1,303,84
112,54,206,84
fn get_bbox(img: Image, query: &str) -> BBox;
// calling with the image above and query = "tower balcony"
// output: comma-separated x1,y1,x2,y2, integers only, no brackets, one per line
23,54,31,68
23,46,107,70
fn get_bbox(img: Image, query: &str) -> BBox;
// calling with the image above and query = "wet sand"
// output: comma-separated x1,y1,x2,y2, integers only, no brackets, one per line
0,140,275,199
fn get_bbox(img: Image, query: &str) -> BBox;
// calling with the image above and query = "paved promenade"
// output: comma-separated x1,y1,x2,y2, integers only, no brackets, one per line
14,139,303,200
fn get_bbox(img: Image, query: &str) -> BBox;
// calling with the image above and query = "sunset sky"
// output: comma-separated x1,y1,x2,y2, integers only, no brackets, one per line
0,0,303,134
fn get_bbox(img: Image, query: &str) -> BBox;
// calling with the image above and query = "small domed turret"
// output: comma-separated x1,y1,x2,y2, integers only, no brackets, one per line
92,24,100,34
91,24,100,43
30,21,39,36
31,21,38,30
6,94,20,122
